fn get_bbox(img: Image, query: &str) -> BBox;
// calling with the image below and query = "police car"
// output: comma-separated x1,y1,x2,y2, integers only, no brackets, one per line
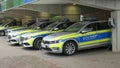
6,19,51,35
7,17,69,45
0,23,21,36
42,20,111,55
20,21,75,50
7,21,53,44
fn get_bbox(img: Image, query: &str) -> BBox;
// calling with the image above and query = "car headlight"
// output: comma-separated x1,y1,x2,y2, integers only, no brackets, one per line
12,35,18,37
49,40,61,44
24,36,32,40
7,30,12,33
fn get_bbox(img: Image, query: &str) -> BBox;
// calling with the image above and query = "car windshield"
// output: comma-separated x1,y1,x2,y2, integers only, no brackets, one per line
33,22,50,30
43,23,58,30
0,23,7,26
27,22,41,29
64,22,85,32
27,23,37,29
3,23,11,27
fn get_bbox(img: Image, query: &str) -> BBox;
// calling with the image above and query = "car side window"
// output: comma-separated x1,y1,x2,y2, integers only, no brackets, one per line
97,22,110,30
57,23,70,30
83,23,98,32
39,23,50,29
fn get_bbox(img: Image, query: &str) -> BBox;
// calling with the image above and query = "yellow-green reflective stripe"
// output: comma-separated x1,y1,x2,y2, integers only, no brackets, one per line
26,38,34,46
54,29,111,40
79,38,111,46
54,33,76,40
80,29,111,36
49,42,63,48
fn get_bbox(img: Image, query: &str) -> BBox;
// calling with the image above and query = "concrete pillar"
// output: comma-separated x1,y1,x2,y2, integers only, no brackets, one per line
22,16,33,23
111,11,120,52
38,12,50,20
63,5,80,21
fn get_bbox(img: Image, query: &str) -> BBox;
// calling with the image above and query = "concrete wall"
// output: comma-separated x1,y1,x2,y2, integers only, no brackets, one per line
62,4,110,21
62,4,80,21
68,0,117,10
20,4,63,15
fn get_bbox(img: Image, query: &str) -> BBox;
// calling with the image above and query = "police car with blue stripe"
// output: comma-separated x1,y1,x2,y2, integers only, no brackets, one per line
42,20,111,55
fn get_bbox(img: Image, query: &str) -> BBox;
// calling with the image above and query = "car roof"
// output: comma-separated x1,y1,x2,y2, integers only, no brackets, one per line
77,20,108,25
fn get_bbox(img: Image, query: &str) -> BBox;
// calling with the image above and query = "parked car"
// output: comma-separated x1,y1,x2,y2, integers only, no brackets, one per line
0,20,23,36
42,20,111,55
7,21,53,44
6,19,37,35
20,20,75,50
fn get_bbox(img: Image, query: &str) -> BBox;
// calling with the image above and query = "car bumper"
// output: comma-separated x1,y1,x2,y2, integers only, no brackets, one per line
9,38,19,44
6,31,12,36
41,42,63,53
22,38,34,47
22,43,33,47
7,35,12,42
8,35,20,44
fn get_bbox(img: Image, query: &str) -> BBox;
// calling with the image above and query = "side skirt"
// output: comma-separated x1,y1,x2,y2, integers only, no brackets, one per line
78,42,110,50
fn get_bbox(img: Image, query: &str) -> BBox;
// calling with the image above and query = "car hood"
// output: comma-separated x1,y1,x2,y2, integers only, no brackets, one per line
12,29,33,32
8,26,20,28
7,27,25,31
8,29,36,36
11,27,26,31
43,32,77,41
21,30,50,38
0,27,6,30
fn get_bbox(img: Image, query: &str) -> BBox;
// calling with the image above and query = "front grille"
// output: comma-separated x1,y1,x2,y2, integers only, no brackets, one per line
23,43,30,46
11,40,17,42
8,35,11,39
20,37,24,42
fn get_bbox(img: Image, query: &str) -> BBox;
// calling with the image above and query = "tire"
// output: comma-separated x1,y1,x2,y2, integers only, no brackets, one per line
63,41,77,55
0,30,5,36
33,38,42,50
107,44,112,50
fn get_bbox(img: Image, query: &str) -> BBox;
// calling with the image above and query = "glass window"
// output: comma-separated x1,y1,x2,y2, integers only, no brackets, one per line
57,23,72,30
83,23,98,32
64,23,85,32
38,23,50,29
43,23,58,30
97,22,110,30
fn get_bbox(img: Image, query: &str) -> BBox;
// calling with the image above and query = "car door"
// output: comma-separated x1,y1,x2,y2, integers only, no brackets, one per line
95,22,111,44
79,23,99,46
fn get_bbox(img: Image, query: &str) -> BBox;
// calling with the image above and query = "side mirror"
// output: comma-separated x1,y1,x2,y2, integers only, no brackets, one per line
81,30,88,34
36,27,40,29
53,28,59,31
81,28,93,34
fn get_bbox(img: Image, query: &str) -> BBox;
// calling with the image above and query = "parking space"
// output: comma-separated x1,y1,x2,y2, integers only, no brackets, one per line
0,36,120,68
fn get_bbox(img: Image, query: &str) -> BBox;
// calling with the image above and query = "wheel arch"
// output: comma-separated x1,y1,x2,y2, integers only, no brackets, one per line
62,39,79,51
33,36,43,45
33,36,43,49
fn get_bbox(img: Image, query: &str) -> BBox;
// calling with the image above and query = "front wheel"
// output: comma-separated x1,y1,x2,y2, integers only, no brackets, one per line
63,41,77,55
33,38,42,50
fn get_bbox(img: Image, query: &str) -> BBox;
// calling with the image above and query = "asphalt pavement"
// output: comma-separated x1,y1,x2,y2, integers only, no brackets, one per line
0,36,120,68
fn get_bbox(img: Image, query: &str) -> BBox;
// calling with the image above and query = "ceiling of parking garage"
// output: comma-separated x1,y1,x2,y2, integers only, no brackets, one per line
31,0,70,4
0,9,39,18
0,0,111,19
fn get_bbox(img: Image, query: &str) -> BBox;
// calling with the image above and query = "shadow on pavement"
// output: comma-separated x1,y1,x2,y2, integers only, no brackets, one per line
45,47,112,57
9,44,21,47
22,47,40,51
